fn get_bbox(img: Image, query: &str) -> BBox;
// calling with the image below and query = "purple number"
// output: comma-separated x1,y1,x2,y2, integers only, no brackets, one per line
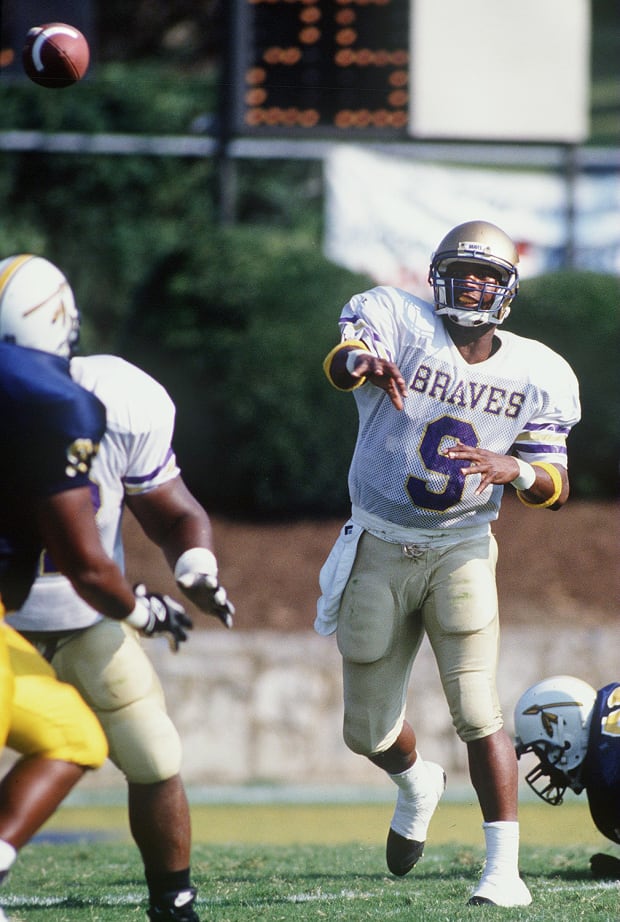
406,416,477,511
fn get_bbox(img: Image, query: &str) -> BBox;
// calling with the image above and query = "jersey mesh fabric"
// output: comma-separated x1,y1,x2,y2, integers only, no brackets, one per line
339,287,580,530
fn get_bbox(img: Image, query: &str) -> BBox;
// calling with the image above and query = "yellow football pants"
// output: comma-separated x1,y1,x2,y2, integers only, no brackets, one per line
0,621,108,767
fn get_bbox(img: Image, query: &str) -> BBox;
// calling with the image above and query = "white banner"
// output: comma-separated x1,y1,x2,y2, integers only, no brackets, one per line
324,146,620,296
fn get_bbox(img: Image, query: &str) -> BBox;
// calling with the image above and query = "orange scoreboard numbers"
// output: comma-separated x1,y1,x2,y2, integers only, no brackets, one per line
233,0,409,136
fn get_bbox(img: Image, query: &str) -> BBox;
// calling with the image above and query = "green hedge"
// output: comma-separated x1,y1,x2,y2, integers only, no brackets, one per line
507,270,619,499
120,229,370,517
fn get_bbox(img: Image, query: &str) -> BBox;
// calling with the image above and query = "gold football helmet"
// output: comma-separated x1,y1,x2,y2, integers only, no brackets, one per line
428,220,519,327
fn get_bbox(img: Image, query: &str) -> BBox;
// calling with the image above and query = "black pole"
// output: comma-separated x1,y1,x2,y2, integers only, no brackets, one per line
215,0,239,226
564,144,578,269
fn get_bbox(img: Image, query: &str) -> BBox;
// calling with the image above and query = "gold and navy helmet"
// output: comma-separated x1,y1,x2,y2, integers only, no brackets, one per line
429,220,519,327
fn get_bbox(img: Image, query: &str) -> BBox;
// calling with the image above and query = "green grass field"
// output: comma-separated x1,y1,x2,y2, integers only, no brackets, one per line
1,800,617,922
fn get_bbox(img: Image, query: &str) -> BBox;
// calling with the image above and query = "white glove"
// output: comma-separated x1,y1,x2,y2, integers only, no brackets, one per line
174,548,235,629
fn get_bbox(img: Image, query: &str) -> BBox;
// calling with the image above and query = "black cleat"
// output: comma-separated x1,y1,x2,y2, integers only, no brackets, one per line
386,828,425,876
386,761,446,877
467,896,495,906
147,887,200,922
590,853,620,880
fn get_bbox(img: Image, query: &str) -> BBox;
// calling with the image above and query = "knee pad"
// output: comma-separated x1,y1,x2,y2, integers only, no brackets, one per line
50,620,181,782
101,696,182,783
446,672,503,742
343,700,405,756
9,674,108,768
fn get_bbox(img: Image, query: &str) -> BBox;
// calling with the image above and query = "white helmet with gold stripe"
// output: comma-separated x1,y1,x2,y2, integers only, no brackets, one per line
0,254,80,358
514,675,597,803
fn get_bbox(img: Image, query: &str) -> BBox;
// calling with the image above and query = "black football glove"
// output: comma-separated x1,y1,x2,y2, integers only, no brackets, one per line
175,571,235,629
174,548,235,629
131,583,194,651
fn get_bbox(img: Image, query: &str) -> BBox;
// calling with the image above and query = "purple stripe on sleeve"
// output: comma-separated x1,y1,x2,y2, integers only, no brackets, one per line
522,422,571,435
124,447,175,486
517,444,567,456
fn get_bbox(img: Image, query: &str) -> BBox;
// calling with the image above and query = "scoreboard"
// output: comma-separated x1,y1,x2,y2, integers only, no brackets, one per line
230,0,409,137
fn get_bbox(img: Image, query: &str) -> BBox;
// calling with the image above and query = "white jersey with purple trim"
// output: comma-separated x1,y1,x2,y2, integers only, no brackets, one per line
8,355,180,631
339,286,580,530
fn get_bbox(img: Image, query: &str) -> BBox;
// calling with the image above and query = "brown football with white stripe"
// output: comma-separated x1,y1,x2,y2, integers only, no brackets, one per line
22,22,90,88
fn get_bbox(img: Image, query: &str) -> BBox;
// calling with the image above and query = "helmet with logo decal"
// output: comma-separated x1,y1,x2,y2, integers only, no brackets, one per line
0,254,80,358
428,220,519,327
514,675,597,804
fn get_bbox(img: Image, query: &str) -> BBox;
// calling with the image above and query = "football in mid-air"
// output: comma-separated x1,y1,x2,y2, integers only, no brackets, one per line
22,22,90,88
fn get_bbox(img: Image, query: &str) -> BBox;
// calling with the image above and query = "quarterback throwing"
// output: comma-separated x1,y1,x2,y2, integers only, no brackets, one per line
318,221,580,908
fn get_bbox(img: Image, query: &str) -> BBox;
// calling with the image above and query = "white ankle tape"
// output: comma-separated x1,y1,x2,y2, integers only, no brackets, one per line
0,839,16,872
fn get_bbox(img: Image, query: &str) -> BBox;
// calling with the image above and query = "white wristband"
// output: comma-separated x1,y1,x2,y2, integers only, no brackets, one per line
510,459,536,491
174,547,218,581
345,349,369,375
125,599,149,629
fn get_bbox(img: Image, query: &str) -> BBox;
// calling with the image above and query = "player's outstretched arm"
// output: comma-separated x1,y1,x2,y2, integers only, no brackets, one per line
324,342,408,410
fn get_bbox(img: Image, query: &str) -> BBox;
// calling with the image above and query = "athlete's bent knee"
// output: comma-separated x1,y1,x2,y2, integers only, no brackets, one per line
343,712,402,757
102,699,182,783
446,674,503,743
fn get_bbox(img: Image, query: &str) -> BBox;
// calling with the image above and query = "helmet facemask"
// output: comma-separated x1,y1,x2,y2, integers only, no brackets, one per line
429,255,518,328
514,675,596,806
515,739,584,805
428,221,519,328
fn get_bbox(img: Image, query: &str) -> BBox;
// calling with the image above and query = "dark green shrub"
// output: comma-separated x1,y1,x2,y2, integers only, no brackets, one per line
121,228,372,517
509,271,619,497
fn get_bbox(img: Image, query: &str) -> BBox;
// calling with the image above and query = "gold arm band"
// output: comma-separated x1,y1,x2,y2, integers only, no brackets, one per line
323,340,369,391
517,461,563,509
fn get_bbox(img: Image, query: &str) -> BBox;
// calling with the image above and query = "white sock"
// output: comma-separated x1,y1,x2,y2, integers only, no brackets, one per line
389,755,427,797
481,821,520,879
0,839,16,885
389,756,437,841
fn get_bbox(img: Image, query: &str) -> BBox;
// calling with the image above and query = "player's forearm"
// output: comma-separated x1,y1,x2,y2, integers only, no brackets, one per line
37,489,136,619
323,340,369,390
66,556,136,619
515,461,569,510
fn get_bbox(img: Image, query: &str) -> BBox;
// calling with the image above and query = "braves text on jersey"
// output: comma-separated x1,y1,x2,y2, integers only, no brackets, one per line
337,287,580,531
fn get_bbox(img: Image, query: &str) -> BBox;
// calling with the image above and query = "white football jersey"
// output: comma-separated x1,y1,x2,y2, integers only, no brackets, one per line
338,286,580,530
8,355,180,631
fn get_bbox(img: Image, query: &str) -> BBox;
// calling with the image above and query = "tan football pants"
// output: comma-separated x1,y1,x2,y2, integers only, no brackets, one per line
337,530,503,754
24,619,182,784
